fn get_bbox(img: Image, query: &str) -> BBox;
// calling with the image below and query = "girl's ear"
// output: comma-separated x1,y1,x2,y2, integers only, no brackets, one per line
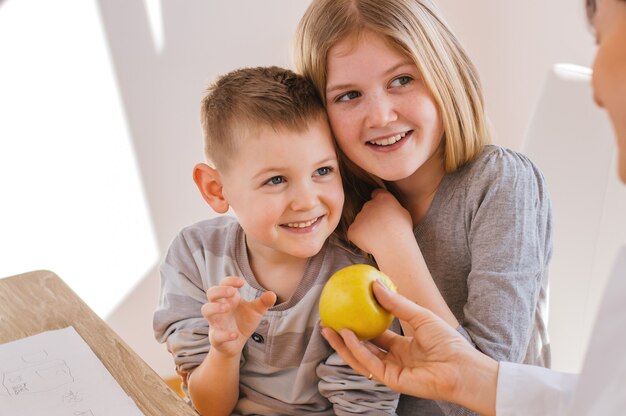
193,163,230,214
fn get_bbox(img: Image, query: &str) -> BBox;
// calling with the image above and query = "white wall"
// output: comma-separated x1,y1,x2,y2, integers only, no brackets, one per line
522,66,625,374
0,0,161,320
0,0,614,379
437,0,596,150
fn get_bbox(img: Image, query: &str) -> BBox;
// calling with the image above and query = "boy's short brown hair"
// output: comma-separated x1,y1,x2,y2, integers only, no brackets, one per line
200,66,326,170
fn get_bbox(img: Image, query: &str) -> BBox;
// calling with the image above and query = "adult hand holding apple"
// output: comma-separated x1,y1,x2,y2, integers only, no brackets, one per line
319,264,397,340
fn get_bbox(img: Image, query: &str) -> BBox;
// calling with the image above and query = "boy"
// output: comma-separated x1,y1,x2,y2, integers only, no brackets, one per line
153,66,399,416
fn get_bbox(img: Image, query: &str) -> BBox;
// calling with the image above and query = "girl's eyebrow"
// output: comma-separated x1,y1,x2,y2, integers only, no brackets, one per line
326,60,415,95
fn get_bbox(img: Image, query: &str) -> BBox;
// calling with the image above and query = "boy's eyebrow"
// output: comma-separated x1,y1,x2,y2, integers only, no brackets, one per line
314,156,340,166
251,155,338,180
326,60,415,95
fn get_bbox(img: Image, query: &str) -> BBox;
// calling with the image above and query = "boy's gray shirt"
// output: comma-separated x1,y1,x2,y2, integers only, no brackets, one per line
398,145,553,415
154,216,399,415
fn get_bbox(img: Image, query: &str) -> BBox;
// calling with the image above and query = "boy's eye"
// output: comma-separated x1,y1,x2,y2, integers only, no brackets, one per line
335,90,361,102
315,166,334,176
265,176,285,186
389,75,413,88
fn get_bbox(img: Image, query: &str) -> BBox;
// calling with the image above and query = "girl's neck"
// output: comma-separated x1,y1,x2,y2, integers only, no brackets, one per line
388,145,446,226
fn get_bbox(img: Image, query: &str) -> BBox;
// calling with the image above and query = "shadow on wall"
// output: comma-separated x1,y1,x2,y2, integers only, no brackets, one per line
96,0,311,377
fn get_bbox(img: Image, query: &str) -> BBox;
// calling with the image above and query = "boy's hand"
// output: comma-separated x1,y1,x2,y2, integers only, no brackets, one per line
202,276,276,357
348,189,413,257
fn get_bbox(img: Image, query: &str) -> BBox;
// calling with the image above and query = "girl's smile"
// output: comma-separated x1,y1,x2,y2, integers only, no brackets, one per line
325,30,444,184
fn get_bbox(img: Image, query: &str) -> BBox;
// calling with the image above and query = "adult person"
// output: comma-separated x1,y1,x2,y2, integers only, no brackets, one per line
294,0,553,414
320,0,626,414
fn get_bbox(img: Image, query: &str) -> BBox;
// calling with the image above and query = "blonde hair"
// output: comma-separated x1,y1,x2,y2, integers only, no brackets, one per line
200,66,326,170
294,0,491,173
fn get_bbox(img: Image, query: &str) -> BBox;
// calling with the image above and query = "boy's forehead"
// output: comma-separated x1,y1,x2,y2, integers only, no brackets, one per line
239,117,332,143
236,119,336,158
220,120,337,178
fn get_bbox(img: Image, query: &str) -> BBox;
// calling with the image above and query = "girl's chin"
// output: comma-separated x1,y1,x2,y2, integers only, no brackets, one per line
371,166,419,182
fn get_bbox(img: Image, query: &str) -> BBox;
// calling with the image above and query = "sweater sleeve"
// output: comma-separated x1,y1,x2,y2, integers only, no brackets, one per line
317,320,401,415
153,232,212,385
438,149,553,416
459,149,552,362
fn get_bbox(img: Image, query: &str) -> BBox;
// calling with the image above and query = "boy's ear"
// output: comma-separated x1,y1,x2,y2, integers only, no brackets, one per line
193,163,230,214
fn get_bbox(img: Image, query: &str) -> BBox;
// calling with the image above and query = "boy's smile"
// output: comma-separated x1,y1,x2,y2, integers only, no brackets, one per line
219,118,344,263
282,216,323,232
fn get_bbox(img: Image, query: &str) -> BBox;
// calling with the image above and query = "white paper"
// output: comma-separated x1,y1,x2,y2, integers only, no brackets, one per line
0,326,144,415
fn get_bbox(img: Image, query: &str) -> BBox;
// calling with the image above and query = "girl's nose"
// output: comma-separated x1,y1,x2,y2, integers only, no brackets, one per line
365,94,398,128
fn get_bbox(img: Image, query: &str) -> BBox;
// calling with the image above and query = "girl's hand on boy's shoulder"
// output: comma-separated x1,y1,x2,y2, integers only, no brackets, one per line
202,276,276,357
348,189,413,256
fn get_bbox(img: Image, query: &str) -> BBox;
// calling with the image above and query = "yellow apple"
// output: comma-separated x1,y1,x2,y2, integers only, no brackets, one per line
319,264,397,340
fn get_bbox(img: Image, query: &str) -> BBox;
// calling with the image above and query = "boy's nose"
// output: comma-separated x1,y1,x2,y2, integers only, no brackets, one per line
365,94,398,128
290,182,318,211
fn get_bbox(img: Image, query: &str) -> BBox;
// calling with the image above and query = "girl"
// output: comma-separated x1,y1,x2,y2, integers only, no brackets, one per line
294,1,553,414
318,5,626,413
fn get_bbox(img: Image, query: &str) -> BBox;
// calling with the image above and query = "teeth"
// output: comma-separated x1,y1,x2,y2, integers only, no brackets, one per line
286,218,318,228
369,131,407,146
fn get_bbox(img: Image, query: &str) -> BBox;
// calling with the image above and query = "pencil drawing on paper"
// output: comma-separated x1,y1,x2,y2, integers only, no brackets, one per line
72,410,94,416
63,389,84,404
1,349,74,396
0,327,143,415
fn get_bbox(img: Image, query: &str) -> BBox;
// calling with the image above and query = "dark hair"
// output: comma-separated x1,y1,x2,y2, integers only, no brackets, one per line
200,66,326,169
586,0,597,22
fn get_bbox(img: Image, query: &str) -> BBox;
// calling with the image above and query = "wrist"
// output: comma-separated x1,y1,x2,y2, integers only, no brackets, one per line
453,349,498,416
208,344,242,362
372,235,420,273
189,347,241,412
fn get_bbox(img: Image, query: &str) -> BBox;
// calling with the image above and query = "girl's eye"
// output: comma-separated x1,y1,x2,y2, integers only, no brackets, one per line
315,166,334,177
389,75,413,88
265,176,285,186
335,90,361,102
